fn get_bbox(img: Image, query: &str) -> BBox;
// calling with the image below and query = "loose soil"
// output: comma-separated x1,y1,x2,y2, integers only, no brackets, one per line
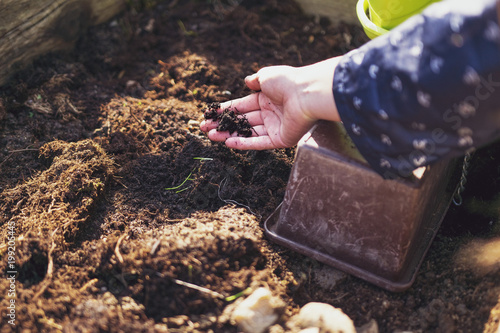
204,103,254,138
1,0,500,332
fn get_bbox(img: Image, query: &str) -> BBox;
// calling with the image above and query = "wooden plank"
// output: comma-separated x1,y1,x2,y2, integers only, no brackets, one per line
0,0,125,86
295,0,360,25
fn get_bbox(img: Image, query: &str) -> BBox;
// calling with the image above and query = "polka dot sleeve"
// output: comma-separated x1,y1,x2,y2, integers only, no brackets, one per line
333,0,500,179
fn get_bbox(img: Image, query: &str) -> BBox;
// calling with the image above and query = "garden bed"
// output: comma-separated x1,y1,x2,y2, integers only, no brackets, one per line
1,0,499,332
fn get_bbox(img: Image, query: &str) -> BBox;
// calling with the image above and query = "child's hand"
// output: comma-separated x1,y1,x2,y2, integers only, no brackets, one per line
200,58,341,150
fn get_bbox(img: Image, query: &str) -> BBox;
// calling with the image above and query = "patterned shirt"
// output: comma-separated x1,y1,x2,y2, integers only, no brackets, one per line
333,0,500,179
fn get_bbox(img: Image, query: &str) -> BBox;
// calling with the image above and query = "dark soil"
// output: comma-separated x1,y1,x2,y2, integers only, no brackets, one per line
204,102,254,137
0,0,499,332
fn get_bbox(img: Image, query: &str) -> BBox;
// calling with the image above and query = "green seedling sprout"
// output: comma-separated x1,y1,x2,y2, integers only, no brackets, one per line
165,157,213,193
225,287,252,302
177,20,197,36
165,168,196,192
173,186,191,194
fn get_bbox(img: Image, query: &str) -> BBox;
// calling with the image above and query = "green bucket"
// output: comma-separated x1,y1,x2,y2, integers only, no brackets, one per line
357,0,440,39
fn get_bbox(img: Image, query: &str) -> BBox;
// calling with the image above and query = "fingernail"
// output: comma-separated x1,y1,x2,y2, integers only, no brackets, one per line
245,73,257,81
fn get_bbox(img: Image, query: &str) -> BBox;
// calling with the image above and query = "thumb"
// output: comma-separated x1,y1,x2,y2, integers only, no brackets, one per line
245,73,261,91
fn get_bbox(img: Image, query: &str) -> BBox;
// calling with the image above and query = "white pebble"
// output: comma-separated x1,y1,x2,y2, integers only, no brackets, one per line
231,287,284,333
296,302,356,333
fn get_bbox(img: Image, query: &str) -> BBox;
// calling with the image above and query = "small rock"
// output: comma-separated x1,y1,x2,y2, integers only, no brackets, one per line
120,296,145,314
153,323,169,333
187,119,200,131
144,18,155,33
102,292,119,306
231,287,285,333
295,302,356,333
167,315,189,328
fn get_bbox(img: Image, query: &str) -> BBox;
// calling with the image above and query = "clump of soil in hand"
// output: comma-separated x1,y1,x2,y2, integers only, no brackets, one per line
204,102,254,137
203,102,220,120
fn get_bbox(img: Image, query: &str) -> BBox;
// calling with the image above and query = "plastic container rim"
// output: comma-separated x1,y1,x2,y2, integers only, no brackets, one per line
356,0,389,39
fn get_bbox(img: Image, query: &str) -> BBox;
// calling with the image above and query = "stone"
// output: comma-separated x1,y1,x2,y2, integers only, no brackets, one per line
231,287,285,333
295,302,356,333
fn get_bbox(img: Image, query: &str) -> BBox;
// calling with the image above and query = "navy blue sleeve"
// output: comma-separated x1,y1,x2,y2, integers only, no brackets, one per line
333,0,500,179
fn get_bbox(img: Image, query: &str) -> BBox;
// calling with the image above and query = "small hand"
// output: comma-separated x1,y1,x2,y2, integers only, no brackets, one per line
200,58,341,150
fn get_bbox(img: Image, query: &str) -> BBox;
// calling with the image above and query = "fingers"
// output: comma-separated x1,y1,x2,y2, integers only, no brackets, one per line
203,118,283,150
200,110,264,133
206,125,267,141
199,119,218,132
205,129,284,150
219,93,260,114
245,73,261,91
241,111,264,126
206,128,232,142
225,136,278,150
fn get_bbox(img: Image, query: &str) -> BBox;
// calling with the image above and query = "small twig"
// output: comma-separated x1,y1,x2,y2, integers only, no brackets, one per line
38,318,63,330
128,107,141,123
157,272,250,302
164,218,184,223
150,239,161,255
79,278,99,292
173,278,225,298
115,234,127,264
112,176,128,189
1,145,39,169
33,228,58,300
7,148,39,153
47,197,56,214
156,272,225,299
67,101,82,114
0,153,14,169
47,241,56,277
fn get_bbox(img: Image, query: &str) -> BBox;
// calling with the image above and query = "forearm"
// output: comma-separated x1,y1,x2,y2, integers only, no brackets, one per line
295,57,342,123
333,0,500,178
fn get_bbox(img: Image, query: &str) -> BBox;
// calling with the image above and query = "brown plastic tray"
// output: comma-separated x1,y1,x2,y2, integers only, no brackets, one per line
264,121,458,292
